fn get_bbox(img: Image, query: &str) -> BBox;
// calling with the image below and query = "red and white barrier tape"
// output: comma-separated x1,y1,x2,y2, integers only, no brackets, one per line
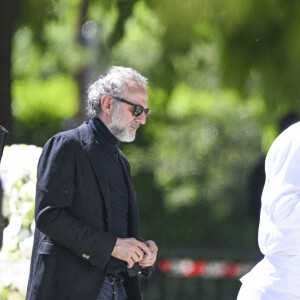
158,259,254,278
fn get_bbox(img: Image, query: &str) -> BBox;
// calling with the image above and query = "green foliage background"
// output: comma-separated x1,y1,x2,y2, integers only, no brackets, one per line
9,0,300,260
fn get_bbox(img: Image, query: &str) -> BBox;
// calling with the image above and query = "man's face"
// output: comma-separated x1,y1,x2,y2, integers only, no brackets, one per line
107,82,149,142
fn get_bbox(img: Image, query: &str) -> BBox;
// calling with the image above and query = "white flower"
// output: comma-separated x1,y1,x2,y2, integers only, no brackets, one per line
0,144,42,258
19,235,34,259
30,220,36,233
19,182,36,202
4,214,23,237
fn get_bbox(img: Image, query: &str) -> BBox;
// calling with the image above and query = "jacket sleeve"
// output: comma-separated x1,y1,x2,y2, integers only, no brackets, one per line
35,134,117,269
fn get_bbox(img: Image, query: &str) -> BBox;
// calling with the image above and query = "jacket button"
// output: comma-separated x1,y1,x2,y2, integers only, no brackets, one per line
82,253,90,259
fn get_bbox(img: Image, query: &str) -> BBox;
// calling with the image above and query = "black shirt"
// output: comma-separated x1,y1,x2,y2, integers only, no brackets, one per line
89,117,129,277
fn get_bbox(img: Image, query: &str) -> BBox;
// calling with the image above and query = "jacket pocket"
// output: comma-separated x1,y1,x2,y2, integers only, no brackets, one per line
31,241,75,298
39,241,74,260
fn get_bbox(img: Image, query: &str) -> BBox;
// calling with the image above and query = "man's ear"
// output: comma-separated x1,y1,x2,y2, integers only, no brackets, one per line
100,95,114,115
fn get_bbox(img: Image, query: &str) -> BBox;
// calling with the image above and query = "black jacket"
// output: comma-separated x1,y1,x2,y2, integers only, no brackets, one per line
26,122,141,300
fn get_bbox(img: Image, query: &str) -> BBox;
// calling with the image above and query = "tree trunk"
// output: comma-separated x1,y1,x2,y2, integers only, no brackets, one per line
0,0,22,144
71,0,89,127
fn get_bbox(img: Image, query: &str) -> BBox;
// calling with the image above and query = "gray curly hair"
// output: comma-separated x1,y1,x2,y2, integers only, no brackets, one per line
87,66,148,118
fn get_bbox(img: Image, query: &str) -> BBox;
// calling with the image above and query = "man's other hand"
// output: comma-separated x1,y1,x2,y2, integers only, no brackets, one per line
111,238,151,268
139,240,158,267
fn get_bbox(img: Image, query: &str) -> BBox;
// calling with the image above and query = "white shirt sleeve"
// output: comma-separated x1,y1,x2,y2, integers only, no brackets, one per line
259,122,300,255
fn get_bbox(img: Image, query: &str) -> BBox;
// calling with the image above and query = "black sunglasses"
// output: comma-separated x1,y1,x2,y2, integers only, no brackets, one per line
110,96,151,117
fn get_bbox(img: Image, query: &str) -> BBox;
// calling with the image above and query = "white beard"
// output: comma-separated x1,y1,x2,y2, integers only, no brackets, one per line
107,105,140,142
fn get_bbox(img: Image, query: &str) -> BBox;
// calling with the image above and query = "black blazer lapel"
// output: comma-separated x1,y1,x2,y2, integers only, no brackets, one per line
78,123,113,232
118,150,139,237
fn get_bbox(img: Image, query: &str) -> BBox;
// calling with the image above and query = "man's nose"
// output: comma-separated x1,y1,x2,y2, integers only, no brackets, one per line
135,113,146,125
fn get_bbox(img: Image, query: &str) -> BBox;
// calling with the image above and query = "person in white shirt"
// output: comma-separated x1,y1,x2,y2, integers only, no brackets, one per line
237,121,300,300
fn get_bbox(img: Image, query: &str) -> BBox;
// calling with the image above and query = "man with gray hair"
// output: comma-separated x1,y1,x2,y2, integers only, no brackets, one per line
26,66,158,300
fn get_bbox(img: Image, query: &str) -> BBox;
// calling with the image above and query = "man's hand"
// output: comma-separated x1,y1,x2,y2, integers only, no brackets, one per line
111,238,151,268
139,240,158,267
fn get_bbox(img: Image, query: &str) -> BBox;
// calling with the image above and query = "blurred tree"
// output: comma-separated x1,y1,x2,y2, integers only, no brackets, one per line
109,1,264,251
4,0,300,254
0,0,22,143
2,0,141,143
72,0,92,125
72,0,139,125
219,0,300,104
11,0,84,144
